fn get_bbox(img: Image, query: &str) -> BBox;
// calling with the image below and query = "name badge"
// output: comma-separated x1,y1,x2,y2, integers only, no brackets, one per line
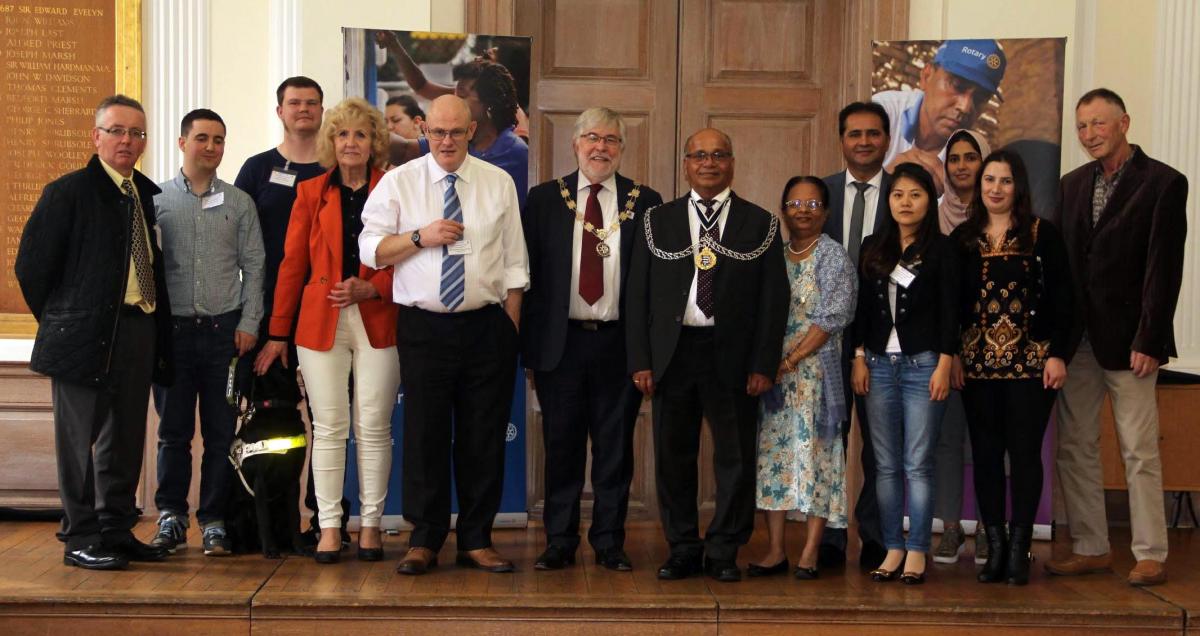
889,264,916,288
447,239,473,256
201,191,225,209
269,168,298,187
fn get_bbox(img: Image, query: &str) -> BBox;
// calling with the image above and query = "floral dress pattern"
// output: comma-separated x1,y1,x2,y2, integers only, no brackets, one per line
756,235,855,526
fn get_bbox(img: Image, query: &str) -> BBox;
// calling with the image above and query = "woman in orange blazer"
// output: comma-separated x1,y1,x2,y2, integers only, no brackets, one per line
254,97,400,564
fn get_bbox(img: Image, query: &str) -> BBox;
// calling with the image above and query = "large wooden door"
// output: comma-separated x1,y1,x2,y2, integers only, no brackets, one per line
483,0,906,521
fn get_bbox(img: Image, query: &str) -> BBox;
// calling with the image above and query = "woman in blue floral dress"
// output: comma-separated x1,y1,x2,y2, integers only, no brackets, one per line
748,176,857,579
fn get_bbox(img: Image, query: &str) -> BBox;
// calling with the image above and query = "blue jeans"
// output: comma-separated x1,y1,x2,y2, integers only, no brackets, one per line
153,311,240,526
863,350,947,553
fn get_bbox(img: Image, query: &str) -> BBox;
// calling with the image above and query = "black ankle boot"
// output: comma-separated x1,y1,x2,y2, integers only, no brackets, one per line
1006,524,1033,585
977,524,1008,583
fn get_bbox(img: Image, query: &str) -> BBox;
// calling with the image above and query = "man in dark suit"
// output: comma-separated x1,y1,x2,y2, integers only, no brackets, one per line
626,128,788,582
16,95,174,570
818,101,893,571
522,107,663,571
1047,88,1187,587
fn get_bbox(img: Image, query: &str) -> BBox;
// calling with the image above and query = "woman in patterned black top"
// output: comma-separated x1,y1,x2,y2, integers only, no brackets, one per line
949,150,1074,585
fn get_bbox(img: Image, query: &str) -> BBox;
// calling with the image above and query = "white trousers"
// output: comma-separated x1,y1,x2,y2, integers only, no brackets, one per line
297,304,400,528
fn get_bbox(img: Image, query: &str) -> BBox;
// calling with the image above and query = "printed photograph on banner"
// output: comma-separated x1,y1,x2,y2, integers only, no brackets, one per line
342,28,531,203
872,38,1066,220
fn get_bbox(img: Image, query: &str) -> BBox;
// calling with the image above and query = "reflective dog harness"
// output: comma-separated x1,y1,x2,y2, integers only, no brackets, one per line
228,434,307,496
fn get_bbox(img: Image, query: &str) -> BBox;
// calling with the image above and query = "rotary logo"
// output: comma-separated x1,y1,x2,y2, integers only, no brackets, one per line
986,53,1002,70
506,422,518,442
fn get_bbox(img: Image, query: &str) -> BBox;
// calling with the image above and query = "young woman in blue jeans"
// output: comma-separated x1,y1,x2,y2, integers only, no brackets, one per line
850,163,960,585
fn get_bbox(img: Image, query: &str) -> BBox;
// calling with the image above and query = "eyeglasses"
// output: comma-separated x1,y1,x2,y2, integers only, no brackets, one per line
685,150,733,163
426,128,469,141
784,199,825,212
97,126,147,140
579,132,622,147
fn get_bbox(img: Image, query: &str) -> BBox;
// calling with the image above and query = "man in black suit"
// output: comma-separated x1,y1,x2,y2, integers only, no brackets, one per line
16,95,174,570
818,101,893,570
522,107,663,571
626,128,788,582
1047,88,1187,587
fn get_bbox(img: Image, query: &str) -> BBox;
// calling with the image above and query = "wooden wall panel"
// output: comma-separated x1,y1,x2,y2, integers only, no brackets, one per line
0,364,57,508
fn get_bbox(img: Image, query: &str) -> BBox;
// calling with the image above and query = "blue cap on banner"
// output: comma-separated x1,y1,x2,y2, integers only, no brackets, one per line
933,39,1007,96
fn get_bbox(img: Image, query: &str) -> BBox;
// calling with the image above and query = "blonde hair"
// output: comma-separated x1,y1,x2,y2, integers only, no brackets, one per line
316,97,389,170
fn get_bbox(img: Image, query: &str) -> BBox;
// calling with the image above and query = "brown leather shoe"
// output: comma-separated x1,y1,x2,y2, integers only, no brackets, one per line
396,547,438,575
1128,560,1167,586
1044,552,1112,576
456,547,515,573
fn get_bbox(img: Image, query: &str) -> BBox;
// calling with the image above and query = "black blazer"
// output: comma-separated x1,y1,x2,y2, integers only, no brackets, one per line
625,193,789,387
1053,146,1188,370
822,170,892,255
520,171,663,371
852,233,960,356
16,154,174,387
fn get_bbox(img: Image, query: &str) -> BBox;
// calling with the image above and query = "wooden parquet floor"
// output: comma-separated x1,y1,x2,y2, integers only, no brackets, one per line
0,519,1196,634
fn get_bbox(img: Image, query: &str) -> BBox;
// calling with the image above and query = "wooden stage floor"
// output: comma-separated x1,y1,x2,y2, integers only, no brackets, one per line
1,519,1197,634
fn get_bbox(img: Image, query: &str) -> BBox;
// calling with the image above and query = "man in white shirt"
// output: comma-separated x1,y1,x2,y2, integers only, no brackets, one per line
520,107,663,572
359,95,529,575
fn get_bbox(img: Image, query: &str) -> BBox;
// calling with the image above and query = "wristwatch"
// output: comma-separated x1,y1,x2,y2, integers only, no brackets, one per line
411,230,423,248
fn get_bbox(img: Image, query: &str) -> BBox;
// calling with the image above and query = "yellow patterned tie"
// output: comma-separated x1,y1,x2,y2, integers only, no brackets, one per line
120,179,156,305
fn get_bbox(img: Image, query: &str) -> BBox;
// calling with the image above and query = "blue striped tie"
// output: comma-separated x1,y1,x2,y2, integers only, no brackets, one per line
439,173,465,310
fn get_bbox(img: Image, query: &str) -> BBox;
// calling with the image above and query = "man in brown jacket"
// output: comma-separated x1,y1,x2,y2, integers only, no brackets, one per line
1048,88,1188,587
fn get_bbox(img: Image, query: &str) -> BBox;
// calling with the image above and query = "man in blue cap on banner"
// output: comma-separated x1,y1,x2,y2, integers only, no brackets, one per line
873,38,1007,193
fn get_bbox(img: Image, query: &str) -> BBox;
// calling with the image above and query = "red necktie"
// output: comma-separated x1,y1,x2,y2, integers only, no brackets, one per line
578,183,604,305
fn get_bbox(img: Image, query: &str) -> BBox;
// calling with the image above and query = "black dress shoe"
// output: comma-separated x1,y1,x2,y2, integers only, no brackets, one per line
314,549,340,564
357,546,384,562
107,536,169,562
869,565,902,582
900,569,926,585
64,545,129,570
747,559,789,577
859,541,888,571
534,544,576,570
704,558,742,583
657,554,703,580
817,544,846,569
793,564,819,580
595,547,633,572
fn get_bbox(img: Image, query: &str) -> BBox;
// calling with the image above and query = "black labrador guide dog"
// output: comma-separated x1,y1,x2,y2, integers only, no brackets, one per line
226,358,310,558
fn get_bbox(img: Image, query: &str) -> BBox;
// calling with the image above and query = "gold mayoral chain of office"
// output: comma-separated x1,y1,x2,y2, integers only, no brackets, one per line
557,178,642,258
641,199,779,271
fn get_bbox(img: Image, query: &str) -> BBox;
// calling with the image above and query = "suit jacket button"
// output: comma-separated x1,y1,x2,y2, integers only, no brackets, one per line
675,316,682,323
899,308,906,314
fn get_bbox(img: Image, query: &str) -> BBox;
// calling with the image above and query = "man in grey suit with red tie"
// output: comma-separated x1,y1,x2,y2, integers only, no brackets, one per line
819,101,893,571
522,107,663,572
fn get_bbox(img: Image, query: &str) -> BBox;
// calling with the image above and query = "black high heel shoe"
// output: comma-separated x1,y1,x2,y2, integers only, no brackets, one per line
793,563,819,580
869,564,902,582
747,559,789,577
314,549,341,564
900,554,927,585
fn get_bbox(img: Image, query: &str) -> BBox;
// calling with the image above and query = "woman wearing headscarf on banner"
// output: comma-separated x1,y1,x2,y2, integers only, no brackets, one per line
255,98,401,564
851,163,960,585
949,150,1073,585
750,176,856,580
931,129,991,567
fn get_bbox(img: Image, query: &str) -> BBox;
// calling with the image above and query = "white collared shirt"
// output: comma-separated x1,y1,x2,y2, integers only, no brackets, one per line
683,187,731,327
359,154,529,312
569,173,621,321
840,168,884,251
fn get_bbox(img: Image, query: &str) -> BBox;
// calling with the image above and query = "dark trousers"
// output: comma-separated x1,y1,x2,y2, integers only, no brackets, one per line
52,309,155,550
821,353,885,553
398,304,518,552
963,378,1057,527
534,322,641,552
153,311,239,526
652,328,758,562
